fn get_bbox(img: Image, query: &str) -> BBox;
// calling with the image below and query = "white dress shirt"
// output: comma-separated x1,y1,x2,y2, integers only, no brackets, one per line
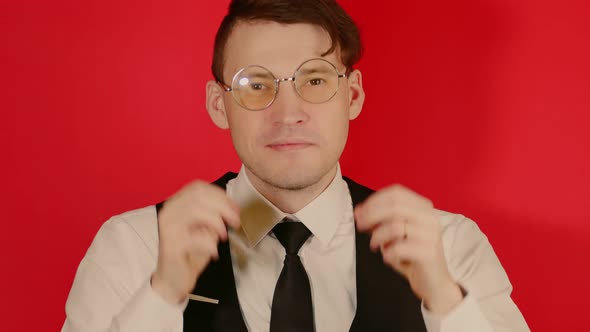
226,165,356,332
62,165,529,332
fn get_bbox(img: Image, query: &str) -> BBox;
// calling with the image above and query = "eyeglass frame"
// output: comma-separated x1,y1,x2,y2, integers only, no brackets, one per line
217,58,349,111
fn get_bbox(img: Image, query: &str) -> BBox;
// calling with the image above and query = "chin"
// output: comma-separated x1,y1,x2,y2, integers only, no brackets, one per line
267,166,320,190
267,174,319,191
247,159,334,192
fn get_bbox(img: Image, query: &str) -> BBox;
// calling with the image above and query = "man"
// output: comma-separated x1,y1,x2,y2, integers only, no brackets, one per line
63,0,529,331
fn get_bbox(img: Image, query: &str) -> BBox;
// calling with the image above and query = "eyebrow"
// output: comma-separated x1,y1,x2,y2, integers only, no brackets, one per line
297,67,332,75
234,60,338,80
239,71,275,80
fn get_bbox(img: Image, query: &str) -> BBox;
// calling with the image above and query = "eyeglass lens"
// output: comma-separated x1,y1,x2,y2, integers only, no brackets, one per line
230,59,342,111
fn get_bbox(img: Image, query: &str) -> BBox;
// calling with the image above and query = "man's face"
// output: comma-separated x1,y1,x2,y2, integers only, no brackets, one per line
208,21,364,191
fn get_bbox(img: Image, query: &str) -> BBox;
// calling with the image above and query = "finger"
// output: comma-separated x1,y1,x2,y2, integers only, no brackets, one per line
187,227,220,262
368,216,405,251
381,234,444,272
356,202,437,231
355,197,435,227
186,208,229,241
365,184,433,211
160,185,240,238
355,185,432,230
213,195,241,230
381,240,421,275
189,183,241,229
189,224,222,244
371,219,433,252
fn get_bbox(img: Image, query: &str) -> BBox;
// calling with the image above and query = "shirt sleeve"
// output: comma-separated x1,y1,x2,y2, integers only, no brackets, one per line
61,215,186,332
420,215,530,332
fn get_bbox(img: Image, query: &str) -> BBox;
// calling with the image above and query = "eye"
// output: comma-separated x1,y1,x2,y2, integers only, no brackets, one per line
308,78,324,86
250,83,267,90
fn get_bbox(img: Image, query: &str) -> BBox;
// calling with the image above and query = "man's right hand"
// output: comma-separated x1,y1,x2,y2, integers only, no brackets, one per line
151,180,241,305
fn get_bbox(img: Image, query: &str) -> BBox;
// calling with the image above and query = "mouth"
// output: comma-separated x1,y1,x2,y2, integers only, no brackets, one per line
266,140,314,151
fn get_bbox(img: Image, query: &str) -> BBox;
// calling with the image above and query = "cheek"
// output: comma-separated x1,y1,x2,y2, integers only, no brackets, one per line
326,99,351,135
316,108,350,151
227,112,262,150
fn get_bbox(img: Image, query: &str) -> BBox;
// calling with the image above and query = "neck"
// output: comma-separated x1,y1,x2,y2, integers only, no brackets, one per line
245,166,338,214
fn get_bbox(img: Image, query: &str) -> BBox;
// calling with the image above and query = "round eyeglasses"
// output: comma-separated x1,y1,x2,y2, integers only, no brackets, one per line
218,58,347,111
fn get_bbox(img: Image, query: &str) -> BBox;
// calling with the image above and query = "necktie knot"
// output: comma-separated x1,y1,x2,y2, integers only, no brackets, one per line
272,219,312,255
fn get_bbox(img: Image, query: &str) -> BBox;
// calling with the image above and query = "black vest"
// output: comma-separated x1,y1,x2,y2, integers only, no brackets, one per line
155,172,426,332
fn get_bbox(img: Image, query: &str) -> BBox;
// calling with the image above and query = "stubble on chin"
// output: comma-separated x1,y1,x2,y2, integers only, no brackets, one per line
250,165,318,191
245,160,337,195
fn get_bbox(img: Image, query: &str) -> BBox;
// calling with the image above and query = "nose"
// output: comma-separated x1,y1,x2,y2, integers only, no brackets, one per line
268,79,310,126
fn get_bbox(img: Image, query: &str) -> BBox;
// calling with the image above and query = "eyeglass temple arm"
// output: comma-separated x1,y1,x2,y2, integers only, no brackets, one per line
217,81,232,92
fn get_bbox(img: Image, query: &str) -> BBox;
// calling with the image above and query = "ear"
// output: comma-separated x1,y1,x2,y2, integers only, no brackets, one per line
346,69,365,120
206,80,230,129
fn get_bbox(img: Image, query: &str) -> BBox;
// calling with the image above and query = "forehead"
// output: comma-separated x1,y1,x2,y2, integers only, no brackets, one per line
223,21,342,78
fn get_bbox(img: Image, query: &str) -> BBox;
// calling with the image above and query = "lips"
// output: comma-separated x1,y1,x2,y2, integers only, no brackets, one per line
266,139,314,151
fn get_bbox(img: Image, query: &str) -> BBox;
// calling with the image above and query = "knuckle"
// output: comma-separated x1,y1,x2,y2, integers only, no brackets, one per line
191,184,205,197
385,245,397,258
190,179,206,188
383,249,397,264
390,184,407,196
382,250,390,263
188,180,208,196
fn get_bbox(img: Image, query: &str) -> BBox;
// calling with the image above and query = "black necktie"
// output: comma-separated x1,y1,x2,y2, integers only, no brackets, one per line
270,220,315,332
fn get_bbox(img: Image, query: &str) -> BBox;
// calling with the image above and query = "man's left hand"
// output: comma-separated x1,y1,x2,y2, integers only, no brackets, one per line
355,184,463,314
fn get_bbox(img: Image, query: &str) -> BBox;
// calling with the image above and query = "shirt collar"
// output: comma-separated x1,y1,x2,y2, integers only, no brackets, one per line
226,164,350,248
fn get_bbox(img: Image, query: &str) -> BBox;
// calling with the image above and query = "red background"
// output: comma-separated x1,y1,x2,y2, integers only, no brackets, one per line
3,0,589,330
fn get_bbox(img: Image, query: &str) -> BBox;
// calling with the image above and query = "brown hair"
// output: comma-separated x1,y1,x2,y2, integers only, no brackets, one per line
212,0,362,83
